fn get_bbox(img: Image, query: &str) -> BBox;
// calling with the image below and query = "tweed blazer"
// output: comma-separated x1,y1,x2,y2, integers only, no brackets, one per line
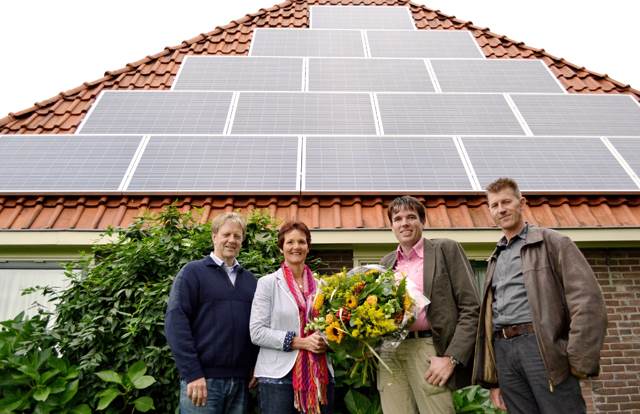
381,237,480,390
249,268,333,379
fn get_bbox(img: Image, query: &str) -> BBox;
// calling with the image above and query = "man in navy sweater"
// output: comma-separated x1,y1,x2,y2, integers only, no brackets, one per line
165,212,258,413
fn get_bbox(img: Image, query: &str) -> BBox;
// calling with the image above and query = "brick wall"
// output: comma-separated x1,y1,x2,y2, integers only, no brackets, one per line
582,249,640,414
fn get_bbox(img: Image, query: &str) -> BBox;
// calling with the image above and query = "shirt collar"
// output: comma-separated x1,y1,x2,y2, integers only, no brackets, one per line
397,237,424,260
210,252,239,269
497,223,529,248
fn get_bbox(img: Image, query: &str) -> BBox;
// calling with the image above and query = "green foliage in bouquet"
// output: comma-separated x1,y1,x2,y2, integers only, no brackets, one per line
307,268,414,386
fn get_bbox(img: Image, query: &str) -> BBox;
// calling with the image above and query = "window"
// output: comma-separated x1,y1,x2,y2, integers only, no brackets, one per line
0,263,69,321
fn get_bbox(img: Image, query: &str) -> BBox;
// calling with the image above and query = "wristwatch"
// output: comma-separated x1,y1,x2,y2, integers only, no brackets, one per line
448,355,460,367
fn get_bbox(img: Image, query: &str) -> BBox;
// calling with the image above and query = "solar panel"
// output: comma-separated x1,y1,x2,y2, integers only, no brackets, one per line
310,6,415,30
0,135,141,193
126,136,299,193
511,94,640,136
377,94,525,135
608,137,640,179
431,59,563,93
250,29,365,57
231,92,377,135
462,136,639,191
308,58,434,92
173,56,303,91
78,91,232,134
367,30,484,58
304,136,472,192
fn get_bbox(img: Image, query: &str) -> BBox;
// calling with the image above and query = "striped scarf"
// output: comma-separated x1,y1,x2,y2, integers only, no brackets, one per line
281,263,329,414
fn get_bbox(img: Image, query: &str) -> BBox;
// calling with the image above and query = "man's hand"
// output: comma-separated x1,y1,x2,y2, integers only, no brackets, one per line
424,356,455,387
490,388,506,410
570,366,589,379
248,376,258,389
187,377,207,407
293,332,327,353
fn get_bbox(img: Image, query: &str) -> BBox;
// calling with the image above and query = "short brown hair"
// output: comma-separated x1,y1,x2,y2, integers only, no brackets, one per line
485,177,522,198
211,212,246,240
278,221,312,249
387,196,426,224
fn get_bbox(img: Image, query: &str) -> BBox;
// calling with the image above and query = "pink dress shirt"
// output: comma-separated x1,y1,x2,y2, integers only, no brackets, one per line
395,238,430,332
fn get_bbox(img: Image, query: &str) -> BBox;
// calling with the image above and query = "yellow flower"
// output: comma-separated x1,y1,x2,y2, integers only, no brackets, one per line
346,295,358,309
325,313,335,324
325,322,344,344
366,295,378,306
352,329,360,338
313,293,325,311
403,293,413,311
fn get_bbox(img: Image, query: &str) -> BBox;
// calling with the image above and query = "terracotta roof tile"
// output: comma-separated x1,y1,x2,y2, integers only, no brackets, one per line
1,195,638,231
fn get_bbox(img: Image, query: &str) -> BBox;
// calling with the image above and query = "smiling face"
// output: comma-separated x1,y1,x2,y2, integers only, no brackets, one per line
391,207,424,251
281,229,310,268
487,187,527,239
212,221,244,266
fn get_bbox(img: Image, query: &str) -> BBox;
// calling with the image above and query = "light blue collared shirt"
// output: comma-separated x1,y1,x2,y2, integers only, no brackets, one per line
210,253,240,286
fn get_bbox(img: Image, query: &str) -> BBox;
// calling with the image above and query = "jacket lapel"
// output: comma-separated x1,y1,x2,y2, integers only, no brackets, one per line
423,238,436,299
275,268,298,309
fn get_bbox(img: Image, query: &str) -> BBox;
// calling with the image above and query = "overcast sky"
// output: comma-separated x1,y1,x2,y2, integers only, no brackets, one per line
1,0,638,118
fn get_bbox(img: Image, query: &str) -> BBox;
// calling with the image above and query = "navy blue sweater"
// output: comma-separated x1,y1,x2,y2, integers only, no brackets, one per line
165,256,258,383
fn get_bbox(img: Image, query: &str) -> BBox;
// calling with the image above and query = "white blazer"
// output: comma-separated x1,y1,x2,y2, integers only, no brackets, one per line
250,268,332,378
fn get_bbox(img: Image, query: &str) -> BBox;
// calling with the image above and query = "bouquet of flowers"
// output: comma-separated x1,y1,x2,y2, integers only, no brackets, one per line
306,265,424,385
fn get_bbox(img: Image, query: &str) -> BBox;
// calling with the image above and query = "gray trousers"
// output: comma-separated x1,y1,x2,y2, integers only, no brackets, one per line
494,333,586,414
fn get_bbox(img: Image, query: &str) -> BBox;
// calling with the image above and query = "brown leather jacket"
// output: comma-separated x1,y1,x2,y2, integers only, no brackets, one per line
381,238,480,390
472,226,607,390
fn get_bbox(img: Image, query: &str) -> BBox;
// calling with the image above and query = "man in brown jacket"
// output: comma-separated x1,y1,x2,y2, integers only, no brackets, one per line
473,177,607,414
379,196,480,414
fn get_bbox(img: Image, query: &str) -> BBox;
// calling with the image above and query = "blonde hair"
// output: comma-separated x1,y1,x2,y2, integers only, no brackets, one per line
211,212,246,240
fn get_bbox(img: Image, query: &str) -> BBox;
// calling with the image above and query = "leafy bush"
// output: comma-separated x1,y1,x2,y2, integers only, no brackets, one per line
95,360,156,412
453,385,506,414
0,312,89,413
41,206,280,412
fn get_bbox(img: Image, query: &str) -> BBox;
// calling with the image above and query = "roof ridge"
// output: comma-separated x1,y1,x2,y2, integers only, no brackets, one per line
1,0,639,130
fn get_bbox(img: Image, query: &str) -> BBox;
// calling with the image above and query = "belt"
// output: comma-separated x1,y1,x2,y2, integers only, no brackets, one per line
409,330,432,339
494,323,534,339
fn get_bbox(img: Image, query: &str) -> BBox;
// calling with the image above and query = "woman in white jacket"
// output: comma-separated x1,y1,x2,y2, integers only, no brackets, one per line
250,221,334,414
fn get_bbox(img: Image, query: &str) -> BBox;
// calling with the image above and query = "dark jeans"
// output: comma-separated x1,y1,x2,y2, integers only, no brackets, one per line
179,378,247,414
258,374,334,414
494,333,586,414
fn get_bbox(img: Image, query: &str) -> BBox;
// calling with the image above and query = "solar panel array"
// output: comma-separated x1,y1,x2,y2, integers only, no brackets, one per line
304,136,472,191
231,93,377,135
173,56,303,91
377,94,525,135
0,135,142,193
463,137,639,191
127,136,299,193
310,6,414,30
5,6,639,195
79,91,233,134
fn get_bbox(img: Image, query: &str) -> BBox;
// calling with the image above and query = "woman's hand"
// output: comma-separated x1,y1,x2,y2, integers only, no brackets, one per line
292,332,327,353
